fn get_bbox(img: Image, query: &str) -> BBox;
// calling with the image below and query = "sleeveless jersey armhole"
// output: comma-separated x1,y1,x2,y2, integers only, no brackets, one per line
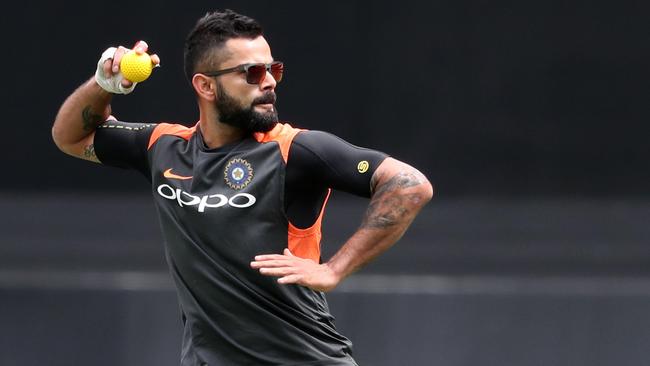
256,123,330,262
287,189,331,263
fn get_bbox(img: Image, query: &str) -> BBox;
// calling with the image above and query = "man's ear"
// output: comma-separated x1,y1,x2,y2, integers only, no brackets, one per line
192,74,217,101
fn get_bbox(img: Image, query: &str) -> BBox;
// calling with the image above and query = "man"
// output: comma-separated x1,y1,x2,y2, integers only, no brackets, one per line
52,9,432,366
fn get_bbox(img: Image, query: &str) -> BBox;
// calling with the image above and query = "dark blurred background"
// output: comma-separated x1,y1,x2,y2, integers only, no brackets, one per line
2,1,650,365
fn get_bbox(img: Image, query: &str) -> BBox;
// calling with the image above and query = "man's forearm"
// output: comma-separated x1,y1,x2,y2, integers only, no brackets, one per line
52,77,112,152
251,158,433,292
326,166,433,280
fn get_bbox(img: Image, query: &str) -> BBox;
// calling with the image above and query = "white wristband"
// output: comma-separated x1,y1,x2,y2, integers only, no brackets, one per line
94,47,137,95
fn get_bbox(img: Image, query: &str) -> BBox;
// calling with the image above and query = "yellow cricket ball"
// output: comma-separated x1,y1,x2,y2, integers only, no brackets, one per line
120,50,153,82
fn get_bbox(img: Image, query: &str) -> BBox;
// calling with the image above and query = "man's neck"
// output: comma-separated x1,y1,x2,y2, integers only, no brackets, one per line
199,117,247,149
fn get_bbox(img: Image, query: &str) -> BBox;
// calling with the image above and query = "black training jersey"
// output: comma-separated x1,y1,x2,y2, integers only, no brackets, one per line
94,120,387,366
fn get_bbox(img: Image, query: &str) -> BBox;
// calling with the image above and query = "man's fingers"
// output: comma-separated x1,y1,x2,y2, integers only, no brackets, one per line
151,54,161,67
100,42,156,78
112,46,128,73
258,267,295,277
250,259,291,268
133,40,148,54
254,254,289,261
278,274,303,285
103,59,113,77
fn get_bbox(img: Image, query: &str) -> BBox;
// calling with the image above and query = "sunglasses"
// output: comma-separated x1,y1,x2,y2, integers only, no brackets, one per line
201,61,284,85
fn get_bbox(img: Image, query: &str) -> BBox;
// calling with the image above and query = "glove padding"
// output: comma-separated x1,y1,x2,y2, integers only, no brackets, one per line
94,47,137,94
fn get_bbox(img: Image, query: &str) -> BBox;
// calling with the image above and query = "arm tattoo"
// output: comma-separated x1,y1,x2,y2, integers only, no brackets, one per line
361,172,423,229
82,105,103,131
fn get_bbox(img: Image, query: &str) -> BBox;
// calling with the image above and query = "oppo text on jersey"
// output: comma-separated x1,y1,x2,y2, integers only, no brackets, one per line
157,184,256,212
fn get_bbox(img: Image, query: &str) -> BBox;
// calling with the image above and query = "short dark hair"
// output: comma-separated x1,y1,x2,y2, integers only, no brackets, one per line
184,9,263,82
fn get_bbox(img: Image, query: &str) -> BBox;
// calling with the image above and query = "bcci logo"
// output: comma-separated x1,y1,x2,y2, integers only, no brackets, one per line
224,158,253,190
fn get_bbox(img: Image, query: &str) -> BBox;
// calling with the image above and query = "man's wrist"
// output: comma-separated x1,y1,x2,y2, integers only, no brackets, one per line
324,261,346,285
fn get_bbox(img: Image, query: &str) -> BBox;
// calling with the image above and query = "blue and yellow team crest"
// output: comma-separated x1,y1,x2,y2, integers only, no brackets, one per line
224,158,253,190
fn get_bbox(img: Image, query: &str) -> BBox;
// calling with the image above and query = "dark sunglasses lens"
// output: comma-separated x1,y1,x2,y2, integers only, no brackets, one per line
246,64,267,84
270,62,284,83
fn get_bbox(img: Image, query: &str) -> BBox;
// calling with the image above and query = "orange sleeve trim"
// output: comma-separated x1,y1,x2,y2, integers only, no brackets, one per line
287,189,332,262
254,123,304,163
148,123,197,150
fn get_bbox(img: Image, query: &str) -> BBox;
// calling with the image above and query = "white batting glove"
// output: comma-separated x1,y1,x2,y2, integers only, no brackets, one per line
94,47,137,95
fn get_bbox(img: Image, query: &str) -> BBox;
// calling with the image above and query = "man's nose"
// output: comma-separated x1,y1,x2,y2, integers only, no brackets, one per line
259,70,277,91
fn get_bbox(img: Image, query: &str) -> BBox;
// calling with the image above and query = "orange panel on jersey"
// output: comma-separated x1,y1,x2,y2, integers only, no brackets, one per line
287,189,331,262
254,123,304,163
148,123,197,150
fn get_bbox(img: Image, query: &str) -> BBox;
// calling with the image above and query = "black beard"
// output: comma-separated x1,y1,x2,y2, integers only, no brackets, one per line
215,83,278,134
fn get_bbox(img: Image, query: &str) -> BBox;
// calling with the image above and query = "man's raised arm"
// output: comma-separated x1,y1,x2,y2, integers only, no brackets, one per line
51,41,158,162
52,77,113,162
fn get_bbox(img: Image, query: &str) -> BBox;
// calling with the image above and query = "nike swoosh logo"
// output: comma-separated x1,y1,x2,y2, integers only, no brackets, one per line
163,168,193,180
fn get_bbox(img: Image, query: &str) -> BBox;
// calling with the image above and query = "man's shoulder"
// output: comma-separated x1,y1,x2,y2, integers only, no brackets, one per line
254,122,306,163
254,122,305,142
148,122,197,149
